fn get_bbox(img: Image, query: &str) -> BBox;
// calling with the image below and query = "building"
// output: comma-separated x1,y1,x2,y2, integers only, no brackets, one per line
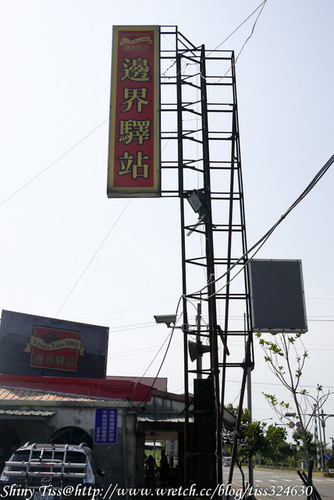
0,373,187,487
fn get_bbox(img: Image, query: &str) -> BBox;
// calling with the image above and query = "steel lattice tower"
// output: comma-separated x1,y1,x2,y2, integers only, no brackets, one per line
159,26,254,489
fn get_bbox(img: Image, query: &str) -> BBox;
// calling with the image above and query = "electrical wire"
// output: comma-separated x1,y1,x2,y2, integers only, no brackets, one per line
73,299,178,322
161,2,268,88
108,322,157,333
209,0,268,55
215,0,268,82
133,330,175,407
0,8,267,209
133,296,183,406
109,340,182,360
188,153,334,301
54,200,131,317
133,333,176,377
0,119,108,207
233,0,268,64
1,6,268,208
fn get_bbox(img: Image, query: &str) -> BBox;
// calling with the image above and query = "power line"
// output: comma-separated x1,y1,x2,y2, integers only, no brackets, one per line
133,297,183,406
0,6,266,211
109,340,182,360
161,3,268,86
133,333,178,376
0,119,108,207
107,157,334,394
209,0,268,82
73,299,178,322
108,322,157,333
54,200,131,317
188,153,334,301
0,6,268,209
211,0,268,53
233,0,268,65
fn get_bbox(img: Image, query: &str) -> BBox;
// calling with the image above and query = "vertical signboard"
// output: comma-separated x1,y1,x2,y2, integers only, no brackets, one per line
94,409,118,444
107,26,160,197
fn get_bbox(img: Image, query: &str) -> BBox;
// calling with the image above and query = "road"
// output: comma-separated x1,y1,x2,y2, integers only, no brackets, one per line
226,466,333,499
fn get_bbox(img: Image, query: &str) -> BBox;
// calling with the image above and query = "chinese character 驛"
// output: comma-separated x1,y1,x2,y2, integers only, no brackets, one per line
118,119,151,145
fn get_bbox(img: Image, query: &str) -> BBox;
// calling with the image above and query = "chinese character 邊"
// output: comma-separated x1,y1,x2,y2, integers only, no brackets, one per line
120,57,151,82
33,353,44,365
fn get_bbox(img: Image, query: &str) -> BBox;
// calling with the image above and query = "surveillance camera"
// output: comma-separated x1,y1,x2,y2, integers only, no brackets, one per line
154,314,177,327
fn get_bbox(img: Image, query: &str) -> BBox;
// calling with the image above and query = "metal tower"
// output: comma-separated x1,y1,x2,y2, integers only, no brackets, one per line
159,26,254,488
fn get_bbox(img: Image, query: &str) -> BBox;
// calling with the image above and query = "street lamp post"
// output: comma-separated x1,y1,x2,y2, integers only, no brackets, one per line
310,411,334,472
314,416,321,471
321,410,327,470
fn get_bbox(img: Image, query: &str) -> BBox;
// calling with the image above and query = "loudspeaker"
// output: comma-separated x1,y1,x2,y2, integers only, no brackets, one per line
188,340,211,362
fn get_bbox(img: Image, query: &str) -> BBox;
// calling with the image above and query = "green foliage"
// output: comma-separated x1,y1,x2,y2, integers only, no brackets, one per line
265,424,288,466
292,428,313,447
262,393,290,410
256,331,332,476
223,404,268,467
266,424,287,444
223,404,292,469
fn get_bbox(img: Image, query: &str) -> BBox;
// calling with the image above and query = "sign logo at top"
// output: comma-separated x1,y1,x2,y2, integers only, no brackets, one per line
120,34,152,52
107,26,160,198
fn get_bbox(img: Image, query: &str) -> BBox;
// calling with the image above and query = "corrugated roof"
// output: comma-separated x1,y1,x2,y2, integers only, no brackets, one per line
0,386,107,402
0,374,152,402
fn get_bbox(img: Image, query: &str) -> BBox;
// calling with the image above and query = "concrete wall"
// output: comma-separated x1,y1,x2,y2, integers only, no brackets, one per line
0,403,139,488
0,393,186,488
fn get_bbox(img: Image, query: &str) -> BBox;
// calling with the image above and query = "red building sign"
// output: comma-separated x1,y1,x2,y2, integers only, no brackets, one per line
107,26,160,197
0,310,108,379
27,326,84,372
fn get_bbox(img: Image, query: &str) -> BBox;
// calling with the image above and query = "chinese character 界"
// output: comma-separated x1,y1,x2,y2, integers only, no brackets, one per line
46,354,55,365
120,88,150,113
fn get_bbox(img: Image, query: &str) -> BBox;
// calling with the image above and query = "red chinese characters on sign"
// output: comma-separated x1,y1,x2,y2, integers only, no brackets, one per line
107,26,160,197
26,326,84,372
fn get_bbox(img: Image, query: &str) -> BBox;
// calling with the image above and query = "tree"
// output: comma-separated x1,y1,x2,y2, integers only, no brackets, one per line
256,331,332,498
292,428,317,462
292,428,313,448
279,441,294,467
265,424,287,467
223,404,268,494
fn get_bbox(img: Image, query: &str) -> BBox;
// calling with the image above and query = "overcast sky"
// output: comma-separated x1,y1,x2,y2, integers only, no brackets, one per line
0,0,334,442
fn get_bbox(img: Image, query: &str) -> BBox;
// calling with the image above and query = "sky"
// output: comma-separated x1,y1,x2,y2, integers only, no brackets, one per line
0,0,334,445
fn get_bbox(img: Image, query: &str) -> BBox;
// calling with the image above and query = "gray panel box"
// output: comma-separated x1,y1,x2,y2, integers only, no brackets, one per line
248,259,308,333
